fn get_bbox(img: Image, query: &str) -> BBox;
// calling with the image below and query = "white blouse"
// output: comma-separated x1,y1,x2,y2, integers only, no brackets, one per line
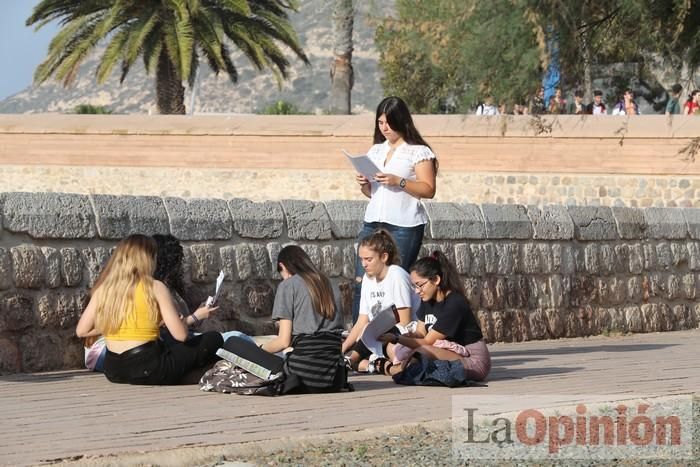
364,141,436,227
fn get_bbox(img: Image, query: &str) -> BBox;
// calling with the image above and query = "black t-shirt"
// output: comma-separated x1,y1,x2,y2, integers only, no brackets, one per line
416,292,482,345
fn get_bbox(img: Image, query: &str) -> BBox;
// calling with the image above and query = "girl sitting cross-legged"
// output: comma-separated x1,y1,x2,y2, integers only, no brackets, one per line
378,250,491,381
341,228,420,373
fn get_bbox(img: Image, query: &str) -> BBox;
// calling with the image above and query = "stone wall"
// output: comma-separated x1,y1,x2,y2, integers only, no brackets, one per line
1,192,699,374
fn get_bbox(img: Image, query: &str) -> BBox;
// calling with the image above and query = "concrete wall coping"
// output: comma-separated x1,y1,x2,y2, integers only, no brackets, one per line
1,114,699,138
2,191,700,242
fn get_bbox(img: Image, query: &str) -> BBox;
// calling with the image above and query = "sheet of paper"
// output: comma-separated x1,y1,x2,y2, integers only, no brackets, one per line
360,304,399,357
207,270,225,306
342,149,381,180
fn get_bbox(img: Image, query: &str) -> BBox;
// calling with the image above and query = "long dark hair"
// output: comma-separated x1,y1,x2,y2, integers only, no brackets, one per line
411,250,465,298
153,234,186,300
358,228,400,266
373,96,438,175
277,245,336,320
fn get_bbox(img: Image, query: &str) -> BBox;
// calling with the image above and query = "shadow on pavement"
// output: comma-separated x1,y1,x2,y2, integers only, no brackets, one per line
490,343,677,358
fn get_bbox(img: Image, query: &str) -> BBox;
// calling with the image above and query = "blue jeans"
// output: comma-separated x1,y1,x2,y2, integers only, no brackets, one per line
352,222,425,323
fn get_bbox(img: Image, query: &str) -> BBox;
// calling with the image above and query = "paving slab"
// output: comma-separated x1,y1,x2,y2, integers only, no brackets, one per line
0,329,698,466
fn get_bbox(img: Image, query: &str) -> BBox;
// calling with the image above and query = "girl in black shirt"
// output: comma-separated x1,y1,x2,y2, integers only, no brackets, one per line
379,251,491,381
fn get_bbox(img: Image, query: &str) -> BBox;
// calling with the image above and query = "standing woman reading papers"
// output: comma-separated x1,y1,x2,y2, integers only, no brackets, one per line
352,96,437,323
76,234,223,385
378,251,491,381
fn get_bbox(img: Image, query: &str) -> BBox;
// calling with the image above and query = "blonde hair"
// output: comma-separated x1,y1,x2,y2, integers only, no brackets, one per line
92,235,160,335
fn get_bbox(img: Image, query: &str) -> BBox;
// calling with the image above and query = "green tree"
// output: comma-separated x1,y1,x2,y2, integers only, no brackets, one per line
376,0,700,113
27,0,309,114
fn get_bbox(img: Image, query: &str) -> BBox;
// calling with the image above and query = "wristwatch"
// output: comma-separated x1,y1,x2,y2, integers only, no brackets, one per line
399,178,407,189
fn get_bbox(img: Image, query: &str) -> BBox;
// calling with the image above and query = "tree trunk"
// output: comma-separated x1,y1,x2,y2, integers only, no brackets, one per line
578,23,593,101
156,50,186,115
329,0,354,114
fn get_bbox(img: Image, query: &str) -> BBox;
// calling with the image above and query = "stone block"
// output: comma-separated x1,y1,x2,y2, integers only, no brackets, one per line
553,244,575,274
642,244,657,271
189,244,220,283
462,277,481,310
0,248,12,290
342,244,355,279
281,200,332,240
2,192,96,239
567,206,618,241
643,207,687,239
0,338,21,374
92,194,169,239
655,242,673,270
233,243,276,281
544,308,565,338
0,292,35,331
81,247,111,287
670,242,688,268
526,205,574,240
688,242,700,270
426,202,486,239
300,244,322,269
520,244,542,274
60,248,83,287
11,245,45,289
41,247,62,289
164,197,232,240
481,204,532,239
583,244,598,274
505,276,529,308
607,307,628,333
667,274,682,300
482,243,497,274
628,244,644,274
219,246,238,282
241,281,274,318
537,244,554,274
323,200,366,239
570,275,597,307
598,244,616,276
469,245,485,276
627,276,642,302
37,292,84,329
19,332,64,372
321,245,343,277
625,306,644,333
229,198,284,239
682,273,695,300
476,310,493,343
613,244,630,274
611,207,646,239
672,304,694,330
495,243,517,275
683,208,700,240
528,309,548,340
453,243,471,275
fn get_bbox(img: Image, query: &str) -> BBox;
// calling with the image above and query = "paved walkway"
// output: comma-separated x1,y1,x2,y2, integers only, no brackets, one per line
1,329,698,466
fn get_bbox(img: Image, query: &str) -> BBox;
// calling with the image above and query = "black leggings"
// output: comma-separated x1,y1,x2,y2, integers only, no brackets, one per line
104,332,223,385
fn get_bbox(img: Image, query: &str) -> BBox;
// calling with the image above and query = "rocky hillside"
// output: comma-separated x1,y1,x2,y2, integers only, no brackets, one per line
0,1,394,115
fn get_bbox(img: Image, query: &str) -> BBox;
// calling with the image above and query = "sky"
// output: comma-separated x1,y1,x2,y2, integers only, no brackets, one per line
0,2,58,100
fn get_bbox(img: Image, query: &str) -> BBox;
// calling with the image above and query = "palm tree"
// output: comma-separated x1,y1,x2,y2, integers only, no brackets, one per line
329,0,353,114
27,0,309,114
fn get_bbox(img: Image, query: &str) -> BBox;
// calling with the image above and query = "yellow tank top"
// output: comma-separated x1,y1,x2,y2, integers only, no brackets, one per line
105,282,160,341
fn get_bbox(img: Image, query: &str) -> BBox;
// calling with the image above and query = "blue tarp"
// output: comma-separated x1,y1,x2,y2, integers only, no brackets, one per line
543,27,560,107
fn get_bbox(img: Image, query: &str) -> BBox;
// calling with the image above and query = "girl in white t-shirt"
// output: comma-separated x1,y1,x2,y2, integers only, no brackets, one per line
342,229,420,372
352,96,437,323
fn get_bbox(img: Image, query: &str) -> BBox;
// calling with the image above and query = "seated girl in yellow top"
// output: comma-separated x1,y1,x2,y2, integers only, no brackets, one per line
76,234,223,385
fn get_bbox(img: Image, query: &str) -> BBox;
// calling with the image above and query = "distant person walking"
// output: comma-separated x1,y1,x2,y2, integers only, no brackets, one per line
612,89,640,115
684,90,699,115
352,96,437,323
475,94,498,115
587,90,607,115
665,84,683,115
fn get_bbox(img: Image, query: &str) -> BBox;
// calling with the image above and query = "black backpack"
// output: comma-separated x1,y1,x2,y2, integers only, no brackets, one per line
283,330,353,393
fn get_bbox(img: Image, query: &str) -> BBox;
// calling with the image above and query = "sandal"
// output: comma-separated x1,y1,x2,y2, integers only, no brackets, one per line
370,357,394,375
